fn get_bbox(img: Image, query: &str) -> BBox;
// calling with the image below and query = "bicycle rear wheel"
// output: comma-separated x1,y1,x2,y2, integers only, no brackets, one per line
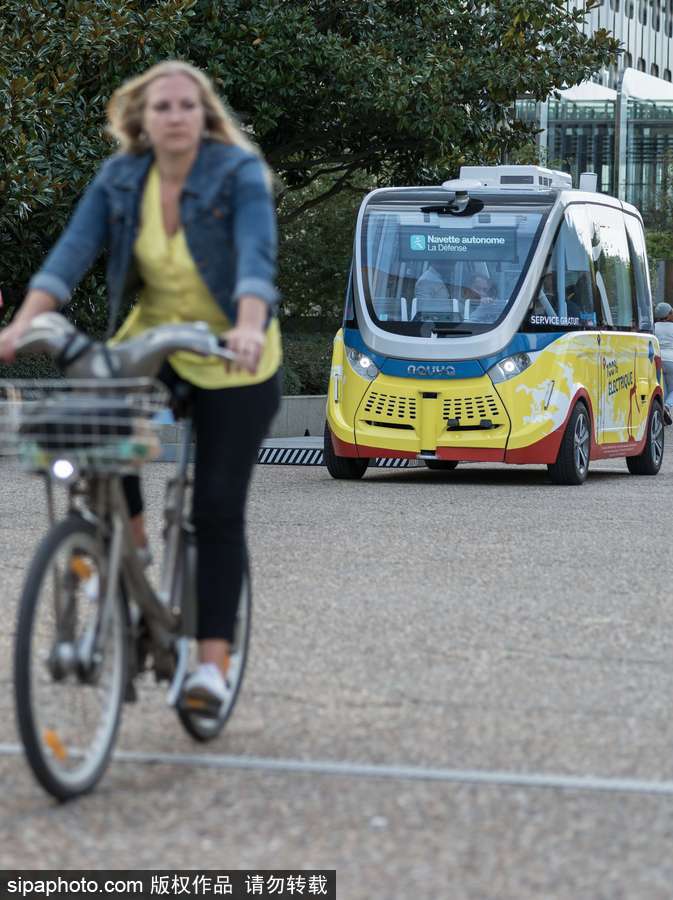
14,515,127,801
176,565,251,742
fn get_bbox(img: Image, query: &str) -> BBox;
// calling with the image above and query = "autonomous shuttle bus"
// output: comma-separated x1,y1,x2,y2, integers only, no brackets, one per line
325,165,663,485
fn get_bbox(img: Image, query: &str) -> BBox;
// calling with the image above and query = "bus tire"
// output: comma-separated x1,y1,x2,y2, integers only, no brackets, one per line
547,401,591,485
424,460,459,471
324,423,368,479
626,399,664,476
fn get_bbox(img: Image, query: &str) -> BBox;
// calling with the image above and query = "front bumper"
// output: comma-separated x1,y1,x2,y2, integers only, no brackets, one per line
351,374,511,460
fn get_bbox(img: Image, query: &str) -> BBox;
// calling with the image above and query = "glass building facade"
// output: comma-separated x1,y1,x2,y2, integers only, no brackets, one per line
518,2,673,221
624,94,673,211
547,96,617,197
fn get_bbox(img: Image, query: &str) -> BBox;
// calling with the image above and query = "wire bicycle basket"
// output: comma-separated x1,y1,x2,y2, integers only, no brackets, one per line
0,378,170,474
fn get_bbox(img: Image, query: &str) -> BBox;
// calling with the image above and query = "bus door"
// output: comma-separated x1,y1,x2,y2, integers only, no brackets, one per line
528,205,602,439
625,213,657,423
590,205,645,447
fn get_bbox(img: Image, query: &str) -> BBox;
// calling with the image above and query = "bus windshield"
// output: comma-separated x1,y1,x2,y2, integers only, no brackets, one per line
360,199,549,336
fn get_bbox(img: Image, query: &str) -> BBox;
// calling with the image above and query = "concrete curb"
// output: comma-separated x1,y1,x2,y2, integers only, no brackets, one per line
157,394,328,462
159,394,327,444
270,394,327,439
156,394,326,445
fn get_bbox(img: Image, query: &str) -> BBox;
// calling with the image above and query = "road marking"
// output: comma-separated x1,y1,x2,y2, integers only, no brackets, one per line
2,742,673,797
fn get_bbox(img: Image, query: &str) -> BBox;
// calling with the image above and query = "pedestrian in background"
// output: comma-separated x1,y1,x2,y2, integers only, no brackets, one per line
654,301,673,424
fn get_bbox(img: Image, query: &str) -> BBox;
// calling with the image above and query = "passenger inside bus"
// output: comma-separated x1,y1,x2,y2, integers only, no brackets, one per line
532,269,595,325
414,265,450,304
468,273,508,323
412,264,464,321
566,273,596,323
534,271,558,318
411,266,507,323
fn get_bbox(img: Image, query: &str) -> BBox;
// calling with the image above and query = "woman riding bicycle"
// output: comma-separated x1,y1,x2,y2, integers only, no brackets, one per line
0,60,281,714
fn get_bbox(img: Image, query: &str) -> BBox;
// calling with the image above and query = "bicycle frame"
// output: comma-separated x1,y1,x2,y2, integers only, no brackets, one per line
4,318,247,799
47,416,195,706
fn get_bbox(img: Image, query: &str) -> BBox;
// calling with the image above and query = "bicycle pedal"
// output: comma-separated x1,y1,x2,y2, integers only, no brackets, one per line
180,694,221,718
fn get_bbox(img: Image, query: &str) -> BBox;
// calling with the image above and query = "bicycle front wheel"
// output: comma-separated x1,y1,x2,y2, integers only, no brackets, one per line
14,515,127,801
177,565,252,742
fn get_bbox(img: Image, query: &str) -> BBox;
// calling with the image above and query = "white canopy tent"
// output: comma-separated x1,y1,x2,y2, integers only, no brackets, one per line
556,69,673,103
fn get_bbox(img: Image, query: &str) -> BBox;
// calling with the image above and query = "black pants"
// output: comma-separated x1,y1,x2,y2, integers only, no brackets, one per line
123,367,281,642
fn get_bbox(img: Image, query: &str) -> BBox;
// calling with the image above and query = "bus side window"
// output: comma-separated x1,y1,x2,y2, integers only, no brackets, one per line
624,214,654,332
590,205,635,330
525,205,598,330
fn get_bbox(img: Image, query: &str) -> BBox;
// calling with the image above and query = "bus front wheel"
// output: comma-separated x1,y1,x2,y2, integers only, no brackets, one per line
547,401,591,486
324,423,368,479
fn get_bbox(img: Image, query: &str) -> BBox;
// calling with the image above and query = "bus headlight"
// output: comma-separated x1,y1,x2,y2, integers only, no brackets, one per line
346,347,379,381
487,353,532,383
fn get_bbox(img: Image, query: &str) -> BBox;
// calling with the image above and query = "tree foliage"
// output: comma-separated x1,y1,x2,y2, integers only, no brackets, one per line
277,180,358,321
180,0,619,220
0,0,619,325
0,0,193,324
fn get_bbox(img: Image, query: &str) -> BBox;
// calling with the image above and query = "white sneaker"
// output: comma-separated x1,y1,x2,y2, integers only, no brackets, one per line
181,663,228,716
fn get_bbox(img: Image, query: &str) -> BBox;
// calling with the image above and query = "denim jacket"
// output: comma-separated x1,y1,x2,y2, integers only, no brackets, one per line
29,140,278,334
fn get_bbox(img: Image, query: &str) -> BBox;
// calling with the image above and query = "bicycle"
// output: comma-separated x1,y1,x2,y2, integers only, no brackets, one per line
0,312,251,801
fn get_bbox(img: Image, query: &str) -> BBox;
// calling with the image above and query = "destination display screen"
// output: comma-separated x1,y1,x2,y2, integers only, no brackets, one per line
399,227,518,263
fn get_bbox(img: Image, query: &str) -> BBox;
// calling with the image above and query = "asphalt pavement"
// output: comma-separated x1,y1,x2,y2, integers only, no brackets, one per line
2,449,673,898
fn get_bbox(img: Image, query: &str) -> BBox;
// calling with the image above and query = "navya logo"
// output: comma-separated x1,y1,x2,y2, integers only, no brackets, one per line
407,364,456,376
410,234,426,251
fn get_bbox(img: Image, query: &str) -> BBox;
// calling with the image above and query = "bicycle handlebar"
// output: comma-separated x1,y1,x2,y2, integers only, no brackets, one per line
14,313,238,378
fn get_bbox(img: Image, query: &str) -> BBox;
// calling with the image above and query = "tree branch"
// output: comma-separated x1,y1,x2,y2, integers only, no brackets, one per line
275,159,376,204
278,165,363,224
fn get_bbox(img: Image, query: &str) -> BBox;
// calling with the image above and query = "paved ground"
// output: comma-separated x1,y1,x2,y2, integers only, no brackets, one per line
2,449,673,898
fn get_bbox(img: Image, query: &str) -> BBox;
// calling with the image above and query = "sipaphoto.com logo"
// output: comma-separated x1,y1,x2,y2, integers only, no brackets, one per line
410,234,426,251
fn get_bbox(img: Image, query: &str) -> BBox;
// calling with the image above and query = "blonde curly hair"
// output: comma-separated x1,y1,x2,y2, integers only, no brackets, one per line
106,60,261,158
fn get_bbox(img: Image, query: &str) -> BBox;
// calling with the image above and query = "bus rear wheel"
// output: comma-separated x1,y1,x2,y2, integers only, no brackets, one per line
324,423,368,479
626,400,664,476
547,401,591,485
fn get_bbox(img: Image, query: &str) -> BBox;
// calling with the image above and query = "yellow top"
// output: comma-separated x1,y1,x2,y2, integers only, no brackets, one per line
112,164,281,389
